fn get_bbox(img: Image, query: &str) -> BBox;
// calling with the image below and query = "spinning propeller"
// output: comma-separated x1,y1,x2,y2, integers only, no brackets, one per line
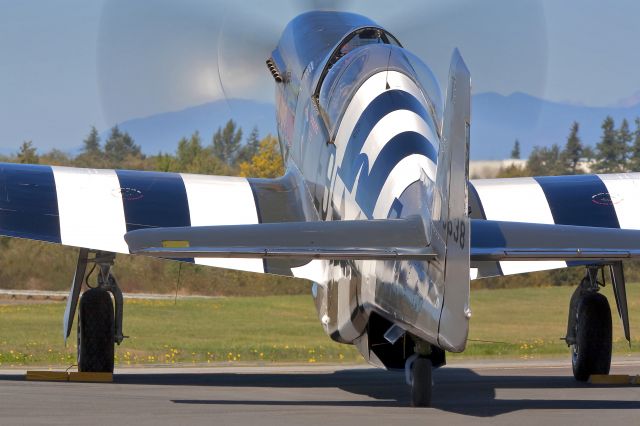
96,0,548,128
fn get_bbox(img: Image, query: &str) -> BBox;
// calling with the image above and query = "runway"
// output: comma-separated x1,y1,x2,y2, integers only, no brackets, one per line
1,358,639,425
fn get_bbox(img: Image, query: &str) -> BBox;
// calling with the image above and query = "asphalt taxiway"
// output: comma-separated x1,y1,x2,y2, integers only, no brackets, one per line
1,358,639,425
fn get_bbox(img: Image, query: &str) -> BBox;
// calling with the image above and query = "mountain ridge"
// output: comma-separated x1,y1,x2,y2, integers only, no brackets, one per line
104,93,640,160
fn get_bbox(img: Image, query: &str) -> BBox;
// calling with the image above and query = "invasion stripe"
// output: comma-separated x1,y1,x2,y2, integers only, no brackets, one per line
467,182,487,220
181,174,264,273
115,170,192,262
535,174,621,267
373,154,436,219
360,109,438,175
333,71,432,166
598,173,640,230
0,163,61,243
534,175,620,228
52,166,128,253
467,181,502,279
472,177,565,275
115,170,191,232
338,89,435,193
355,131,436,218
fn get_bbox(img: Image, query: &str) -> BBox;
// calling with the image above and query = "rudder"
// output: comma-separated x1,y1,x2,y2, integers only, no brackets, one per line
430,49,471,352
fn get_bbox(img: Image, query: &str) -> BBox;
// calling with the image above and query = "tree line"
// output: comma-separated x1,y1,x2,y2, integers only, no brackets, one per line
500,116,640,178
484,115,640,289
6,116,639,292
8,120,284,179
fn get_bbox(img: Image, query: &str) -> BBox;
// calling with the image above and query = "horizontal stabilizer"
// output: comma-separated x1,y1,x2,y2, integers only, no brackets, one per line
471,219,640,261
125,215,436,261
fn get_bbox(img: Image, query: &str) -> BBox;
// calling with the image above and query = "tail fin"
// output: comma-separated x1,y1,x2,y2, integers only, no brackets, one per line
431,49,471,352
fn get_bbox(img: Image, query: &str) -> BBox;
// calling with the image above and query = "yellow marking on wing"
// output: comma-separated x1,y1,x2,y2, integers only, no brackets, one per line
162,240,190,248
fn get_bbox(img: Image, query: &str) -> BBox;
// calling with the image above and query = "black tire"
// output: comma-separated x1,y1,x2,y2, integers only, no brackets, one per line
411,357,432,407
77,288,115,373
571,292,612,381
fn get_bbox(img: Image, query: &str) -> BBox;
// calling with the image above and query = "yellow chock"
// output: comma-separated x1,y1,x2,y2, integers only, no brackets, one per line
589,374,632,385
68,372,113,383
25,370,113,383
26,371,69,382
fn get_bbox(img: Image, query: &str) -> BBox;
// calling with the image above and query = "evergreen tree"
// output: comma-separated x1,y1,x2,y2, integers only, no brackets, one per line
593,116,624,173
17,140,38,164
629,117,640,171
582,145,595,161
527,144,563,176
235,127,261,165
82,126,101,156
618,118,633,171
104,125,142,166
176,131,204,169
561,121,583,174
510,139,521,159
212,120,243,165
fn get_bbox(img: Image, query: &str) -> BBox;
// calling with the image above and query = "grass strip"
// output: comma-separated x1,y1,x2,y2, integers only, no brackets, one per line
0,285,639,366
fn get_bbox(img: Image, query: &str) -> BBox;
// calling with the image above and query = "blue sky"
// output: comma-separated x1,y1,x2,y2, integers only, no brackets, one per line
2,0,640,152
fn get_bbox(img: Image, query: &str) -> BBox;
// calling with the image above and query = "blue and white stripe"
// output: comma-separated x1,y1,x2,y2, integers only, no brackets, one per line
331,70,439,220
0,163,264,273
470,173,640,278
323,70,440,342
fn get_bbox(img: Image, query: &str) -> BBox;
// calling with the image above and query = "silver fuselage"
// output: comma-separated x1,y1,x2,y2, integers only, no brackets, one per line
268,12,463,367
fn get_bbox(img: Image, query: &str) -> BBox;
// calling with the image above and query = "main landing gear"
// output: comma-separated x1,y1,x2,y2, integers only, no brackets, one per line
565,264,630,381
64,250,125,373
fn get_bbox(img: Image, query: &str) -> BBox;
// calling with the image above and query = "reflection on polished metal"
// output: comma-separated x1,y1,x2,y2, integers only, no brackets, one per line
2,9,639,408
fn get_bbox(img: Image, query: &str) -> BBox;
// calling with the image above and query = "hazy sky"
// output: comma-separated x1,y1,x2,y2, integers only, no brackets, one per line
2,0,640,151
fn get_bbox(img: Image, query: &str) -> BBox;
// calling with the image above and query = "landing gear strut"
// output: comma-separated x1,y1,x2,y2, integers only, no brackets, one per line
64,250,125,373
565,266,612,381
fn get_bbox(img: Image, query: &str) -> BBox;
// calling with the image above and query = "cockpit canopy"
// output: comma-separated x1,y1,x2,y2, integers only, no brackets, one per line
316,43,444,141
271,11,443,142
274,11,384,83
323,27,401,72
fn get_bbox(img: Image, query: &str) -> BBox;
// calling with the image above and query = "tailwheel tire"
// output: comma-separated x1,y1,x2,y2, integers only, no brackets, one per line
411,357,433,407
571,292,612,381
77,288,115,373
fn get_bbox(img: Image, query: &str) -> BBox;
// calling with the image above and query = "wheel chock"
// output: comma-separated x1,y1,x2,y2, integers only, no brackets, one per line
25,371,113,383
68,372,112,382
26,371,69,382
589,374,640,385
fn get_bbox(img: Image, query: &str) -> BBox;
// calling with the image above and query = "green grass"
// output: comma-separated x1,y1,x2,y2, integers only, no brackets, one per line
0,296,361,367
1,285,639,367
457,284,640,360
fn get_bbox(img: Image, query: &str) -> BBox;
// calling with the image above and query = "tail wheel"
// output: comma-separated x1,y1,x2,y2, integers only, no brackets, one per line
411,357,433,407
77,288,115,373
571,292,612,381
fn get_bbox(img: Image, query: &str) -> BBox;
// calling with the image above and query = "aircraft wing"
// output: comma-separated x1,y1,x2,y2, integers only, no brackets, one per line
469,173,640,278
471,219,640,261
0,163,315,276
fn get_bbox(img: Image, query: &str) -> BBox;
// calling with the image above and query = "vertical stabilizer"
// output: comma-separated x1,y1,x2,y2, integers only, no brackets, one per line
431,49,471,352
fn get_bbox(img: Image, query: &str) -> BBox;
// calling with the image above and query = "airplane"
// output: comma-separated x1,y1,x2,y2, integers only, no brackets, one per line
2,10,639,407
